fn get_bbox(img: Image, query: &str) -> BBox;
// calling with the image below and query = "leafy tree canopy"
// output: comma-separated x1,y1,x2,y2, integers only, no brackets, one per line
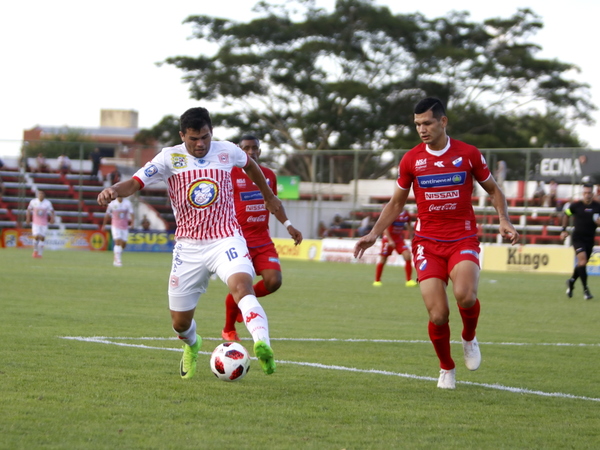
157,0,595,181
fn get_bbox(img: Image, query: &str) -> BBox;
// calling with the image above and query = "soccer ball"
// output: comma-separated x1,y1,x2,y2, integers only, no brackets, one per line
210,342,251,382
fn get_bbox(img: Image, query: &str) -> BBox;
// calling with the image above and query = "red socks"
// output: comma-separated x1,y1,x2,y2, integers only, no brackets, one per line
405,262,412,282
458,299,480,341
375,263,384,282
428,321,455,370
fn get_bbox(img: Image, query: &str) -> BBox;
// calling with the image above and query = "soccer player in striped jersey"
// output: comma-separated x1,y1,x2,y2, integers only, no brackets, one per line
98,107,281,379
355,98,519,389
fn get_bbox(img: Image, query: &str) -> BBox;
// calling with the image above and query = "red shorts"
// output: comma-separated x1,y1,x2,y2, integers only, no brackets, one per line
411,236,480,283
380,235,409,257
249,242,281,273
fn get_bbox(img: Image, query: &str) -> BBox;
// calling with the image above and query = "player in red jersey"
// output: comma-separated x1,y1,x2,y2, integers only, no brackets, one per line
98,107,282,379
355,97,519,389
373,206,417,287
222,135,303,342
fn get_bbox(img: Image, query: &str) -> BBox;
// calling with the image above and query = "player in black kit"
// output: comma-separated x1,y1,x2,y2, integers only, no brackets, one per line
560,183,600,300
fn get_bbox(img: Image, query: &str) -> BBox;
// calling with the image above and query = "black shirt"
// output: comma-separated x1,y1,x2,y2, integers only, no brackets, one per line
566,200,600,240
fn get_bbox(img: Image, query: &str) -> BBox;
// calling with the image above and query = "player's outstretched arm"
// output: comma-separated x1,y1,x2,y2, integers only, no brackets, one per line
97,179,141,206
354,186,409,258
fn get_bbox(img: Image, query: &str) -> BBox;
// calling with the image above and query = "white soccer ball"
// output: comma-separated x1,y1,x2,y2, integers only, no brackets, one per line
210,342,251,382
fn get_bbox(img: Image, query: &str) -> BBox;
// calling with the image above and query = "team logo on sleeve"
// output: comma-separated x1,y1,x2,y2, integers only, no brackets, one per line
144,164,158,177
188,178,219,209
171,153,188,169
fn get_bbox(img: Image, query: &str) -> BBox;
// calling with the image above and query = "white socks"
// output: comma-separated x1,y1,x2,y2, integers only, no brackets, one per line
114,244,122,262
238,295,270,345
174,319,197,346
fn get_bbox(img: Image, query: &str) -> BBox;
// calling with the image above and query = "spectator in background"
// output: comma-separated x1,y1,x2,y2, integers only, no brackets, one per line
357,214,376,237
26,190,55,258
532,181,546,206
0,174,5,201
326,214,346,237
34,153,50,173
89,147,102,181
548,179,558,208
57,153,72,175
141,215,151,231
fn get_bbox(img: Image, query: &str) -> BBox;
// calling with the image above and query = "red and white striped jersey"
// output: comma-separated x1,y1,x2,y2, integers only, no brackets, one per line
133,142,248,241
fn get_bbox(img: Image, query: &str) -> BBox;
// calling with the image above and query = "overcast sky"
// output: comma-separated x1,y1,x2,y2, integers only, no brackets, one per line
1,0,598,158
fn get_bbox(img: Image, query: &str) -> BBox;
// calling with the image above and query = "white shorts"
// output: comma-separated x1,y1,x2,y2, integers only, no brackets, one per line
168,236,255,312
111,227,129,242
31,224,48,238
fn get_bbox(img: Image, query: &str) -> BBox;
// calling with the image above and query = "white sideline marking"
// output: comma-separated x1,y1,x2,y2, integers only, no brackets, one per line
61,335,600,403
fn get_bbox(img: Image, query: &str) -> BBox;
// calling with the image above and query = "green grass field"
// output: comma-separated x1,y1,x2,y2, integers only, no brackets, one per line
1,248,599,449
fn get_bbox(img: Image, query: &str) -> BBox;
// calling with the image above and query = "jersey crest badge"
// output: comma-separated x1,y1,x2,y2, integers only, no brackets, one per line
171,153,188,169
452,157,463,167
188,178,219,209
218,153,230,164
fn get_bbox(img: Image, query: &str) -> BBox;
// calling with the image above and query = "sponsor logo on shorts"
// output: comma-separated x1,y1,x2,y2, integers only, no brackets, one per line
425,190,459,200
268,257,280,263
169,275,179,288
460,249,479,258
416,172,466,188
188,178,218,209
171,153,188,169
144,164,158,177
418,260,428,271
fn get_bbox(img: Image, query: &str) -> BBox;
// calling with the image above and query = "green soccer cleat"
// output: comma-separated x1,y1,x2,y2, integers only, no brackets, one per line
254,341,276,375
180,334,202,380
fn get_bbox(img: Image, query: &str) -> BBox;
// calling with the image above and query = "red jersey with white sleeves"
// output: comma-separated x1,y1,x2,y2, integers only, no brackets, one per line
28,198,54,226
397,138,491,241
387,209,411,240
231,165,277,248
106,198,134,230
132,142,248,241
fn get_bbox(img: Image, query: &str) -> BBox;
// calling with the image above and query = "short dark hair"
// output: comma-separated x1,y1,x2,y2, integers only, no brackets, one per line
582,183,594,189
414,97,446,119
239,134,260,146
180,107,212,133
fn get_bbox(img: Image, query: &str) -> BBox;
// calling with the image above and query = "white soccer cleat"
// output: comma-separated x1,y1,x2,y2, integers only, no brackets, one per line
462,337,481,371
437,368,456,389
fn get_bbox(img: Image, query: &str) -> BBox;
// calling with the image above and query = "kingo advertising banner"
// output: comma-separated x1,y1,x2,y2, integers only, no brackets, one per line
1,228,108,251
481,244,573,274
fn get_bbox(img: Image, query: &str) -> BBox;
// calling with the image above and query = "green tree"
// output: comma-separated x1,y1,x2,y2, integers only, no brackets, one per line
158,0,594,181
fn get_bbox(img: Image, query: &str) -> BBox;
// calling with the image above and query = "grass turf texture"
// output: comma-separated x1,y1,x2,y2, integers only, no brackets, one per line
1,248,599,449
